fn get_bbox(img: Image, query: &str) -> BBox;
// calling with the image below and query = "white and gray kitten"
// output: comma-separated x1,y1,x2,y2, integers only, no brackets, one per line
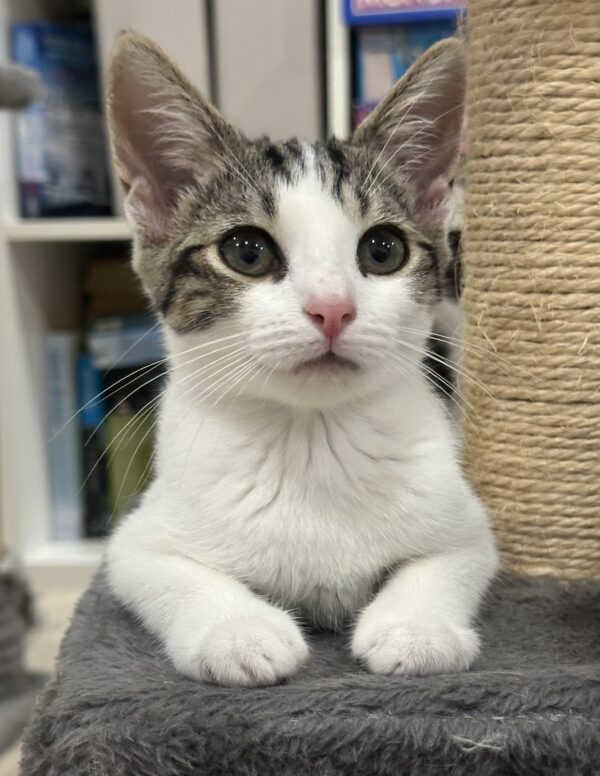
106,33,497,687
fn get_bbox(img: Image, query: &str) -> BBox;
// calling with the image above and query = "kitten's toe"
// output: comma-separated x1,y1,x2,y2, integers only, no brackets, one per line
176,610,309,686
352,617,479,676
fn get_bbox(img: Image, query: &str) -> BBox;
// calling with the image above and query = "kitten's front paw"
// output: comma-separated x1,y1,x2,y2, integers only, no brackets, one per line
352,616,479,676
176,609,309,687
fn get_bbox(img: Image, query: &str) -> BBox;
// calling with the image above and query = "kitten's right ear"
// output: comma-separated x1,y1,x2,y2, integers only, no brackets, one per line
351,38,465,231
108,32,241,244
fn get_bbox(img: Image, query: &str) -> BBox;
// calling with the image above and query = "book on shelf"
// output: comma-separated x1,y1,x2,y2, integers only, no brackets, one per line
44,332,83,541
44,310,166,541
77,353,109,538
10,21,112,218
103,373,158,521
85,314,166,528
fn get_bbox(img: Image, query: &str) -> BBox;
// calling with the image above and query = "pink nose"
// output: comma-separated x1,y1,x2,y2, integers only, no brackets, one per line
304,299,356,341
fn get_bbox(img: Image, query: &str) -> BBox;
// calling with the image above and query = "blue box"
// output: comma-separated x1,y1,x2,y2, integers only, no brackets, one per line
11,23,111,217
345,0,463,26
354,19,456,106
87,315,166,371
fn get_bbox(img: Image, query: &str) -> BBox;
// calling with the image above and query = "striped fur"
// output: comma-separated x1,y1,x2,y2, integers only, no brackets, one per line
130,135,446,333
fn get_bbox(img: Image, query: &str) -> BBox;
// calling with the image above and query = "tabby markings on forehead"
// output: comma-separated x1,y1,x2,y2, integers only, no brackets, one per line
260,139,306,184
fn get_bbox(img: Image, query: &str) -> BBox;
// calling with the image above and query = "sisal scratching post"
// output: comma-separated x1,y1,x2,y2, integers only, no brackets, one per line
463,0,600,579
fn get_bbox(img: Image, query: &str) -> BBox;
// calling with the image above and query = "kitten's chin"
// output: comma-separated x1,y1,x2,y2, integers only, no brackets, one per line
292,352,360,375
249,358,376,410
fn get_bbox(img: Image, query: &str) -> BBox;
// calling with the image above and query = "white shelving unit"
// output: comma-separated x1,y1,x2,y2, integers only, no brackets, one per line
0,211,134,585
0,0,351,588
2,217,130,242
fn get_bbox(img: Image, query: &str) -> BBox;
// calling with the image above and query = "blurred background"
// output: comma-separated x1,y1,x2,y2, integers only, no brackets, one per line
0,1,461,770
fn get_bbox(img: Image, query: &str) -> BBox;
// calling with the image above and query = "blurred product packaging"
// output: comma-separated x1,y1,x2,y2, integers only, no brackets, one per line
353,19,456,127
11,22,112,218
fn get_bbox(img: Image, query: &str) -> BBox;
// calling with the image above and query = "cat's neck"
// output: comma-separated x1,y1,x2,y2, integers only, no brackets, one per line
163,371,414,425
152,370,455,510
157,369,448,467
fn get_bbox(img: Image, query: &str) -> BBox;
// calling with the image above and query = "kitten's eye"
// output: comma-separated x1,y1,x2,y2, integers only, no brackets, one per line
357,228,408,276
219,229,278,277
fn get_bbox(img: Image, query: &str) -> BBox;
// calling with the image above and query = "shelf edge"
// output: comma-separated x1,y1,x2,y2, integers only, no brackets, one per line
0,218,131,242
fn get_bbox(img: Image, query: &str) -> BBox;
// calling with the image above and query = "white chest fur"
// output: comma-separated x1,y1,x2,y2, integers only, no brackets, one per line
140,378,464,627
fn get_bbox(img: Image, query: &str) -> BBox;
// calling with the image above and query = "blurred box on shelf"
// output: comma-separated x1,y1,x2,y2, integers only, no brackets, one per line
78,354,162,535
44,317,164,541
11,22,112,218
353,102,377,129
86,314,165,371
84,258,147,320
353,18,456,127
355,20,457,103
345,0,463,26
42,253,165,541
84,257,164,371
80,260,164,530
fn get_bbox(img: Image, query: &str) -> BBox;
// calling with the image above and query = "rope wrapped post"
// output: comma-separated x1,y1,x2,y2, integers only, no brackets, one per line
462,0,600,579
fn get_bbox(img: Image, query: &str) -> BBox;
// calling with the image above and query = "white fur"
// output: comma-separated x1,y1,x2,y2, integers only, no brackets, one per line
107,161,498,687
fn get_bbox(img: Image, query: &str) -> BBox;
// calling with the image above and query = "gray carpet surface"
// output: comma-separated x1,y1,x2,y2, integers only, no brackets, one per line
21,570,600,776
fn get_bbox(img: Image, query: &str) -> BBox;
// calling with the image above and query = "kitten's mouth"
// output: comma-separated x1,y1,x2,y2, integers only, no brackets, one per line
293,352,359,374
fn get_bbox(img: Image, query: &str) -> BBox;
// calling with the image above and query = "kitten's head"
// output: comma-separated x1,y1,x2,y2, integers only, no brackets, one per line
108,33,465,409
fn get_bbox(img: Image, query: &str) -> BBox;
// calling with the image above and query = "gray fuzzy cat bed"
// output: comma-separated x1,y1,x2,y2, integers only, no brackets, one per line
20,570,600,776
0,564,44,755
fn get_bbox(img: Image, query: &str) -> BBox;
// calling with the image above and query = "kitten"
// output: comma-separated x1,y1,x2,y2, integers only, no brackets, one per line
106,33,498,687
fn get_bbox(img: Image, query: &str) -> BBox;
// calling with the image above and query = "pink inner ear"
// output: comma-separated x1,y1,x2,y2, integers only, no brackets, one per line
114,126,195,244
110,50,202,244
114,134,173,244
126,177,171,244
421,176,451,208
416,176,452,230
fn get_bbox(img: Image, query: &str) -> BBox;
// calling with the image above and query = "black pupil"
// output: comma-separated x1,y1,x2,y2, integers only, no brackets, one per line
369,235,392,263
235,236,262,265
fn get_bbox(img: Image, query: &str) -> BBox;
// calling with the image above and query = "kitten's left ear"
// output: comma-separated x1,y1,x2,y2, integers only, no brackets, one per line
351,38,466,230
